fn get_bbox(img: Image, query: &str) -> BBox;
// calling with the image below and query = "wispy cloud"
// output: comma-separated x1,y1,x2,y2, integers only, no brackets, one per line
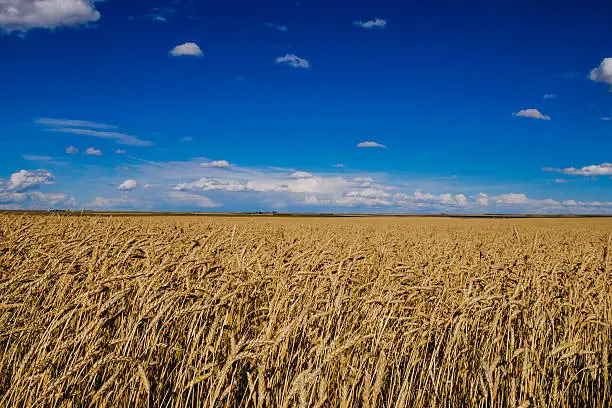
275,54,311,69
513,109,551,120
543,94,556,100
36,118,117,129
115,149,126,154
354,18,387,29
265,22,288,32
52,128,153,147
170,42,203,57
357,141,387,148
37,118,153,147
143,6,177,22
23,154,52,162
180,136,194,142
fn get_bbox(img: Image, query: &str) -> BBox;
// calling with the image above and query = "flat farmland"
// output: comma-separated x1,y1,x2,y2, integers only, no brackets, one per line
1,215,611,407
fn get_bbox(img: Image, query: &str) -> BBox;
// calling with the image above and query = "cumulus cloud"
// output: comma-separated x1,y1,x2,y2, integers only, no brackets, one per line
117,179,137,191
265,22,287,32
170,42,203,57
544,162,612,177
495,193,530,205
411,190,469,207
357,141,386,148
290,171,313,179
89,196,135,209
0,0,101,33
85,147,102,156
2,169,54,192
476,193,489,206
495,193,559,207
201,160,231,168
354,18,387,29
513,109,551,120
589,58,612,85
275,54,311,69
0,169,74,208
124,157,612,213
65,146,79,154
167,192,219,208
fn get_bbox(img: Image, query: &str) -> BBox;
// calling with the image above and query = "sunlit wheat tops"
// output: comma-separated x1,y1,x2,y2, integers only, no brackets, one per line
1,215,611,407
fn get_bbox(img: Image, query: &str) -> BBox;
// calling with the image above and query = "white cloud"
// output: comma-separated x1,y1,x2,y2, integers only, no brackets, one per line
265,22,287,32
543,94,556,100
37,119,153,147
290,171,313,179
180,136,194,142
49,127,153,147
23,154,52,161
554,179,566,183
37,118,117,129
544,162,612,177
123,156,612,213
3,169,54,192
167,191,219,208
143,183,154,189
513,109,551,120
354,18,387,29
332,164,347,168
0,169,73,208
28,191,75,206
115,149,126,154
495,193,559,207
411,190,469,207
589,58,612,85
601,117,612,121
275,54,311,69
85,147,102,156
350,177,374,188
476,193,489,206
201,160,231,168
170,42,203,57
89,196,135,209
357,141,386,148
117,179,137,191
495,193,530,205
65,146,79,154
0,0,101,33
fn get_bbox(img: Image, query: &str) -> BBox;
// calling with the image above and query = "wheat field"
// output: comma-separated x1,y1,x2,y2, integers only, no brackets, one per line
0,214,611,407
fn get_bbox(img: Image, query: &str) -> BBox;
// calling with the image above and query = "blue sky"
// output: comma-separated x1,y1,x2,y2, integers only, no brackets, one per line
1,0,612,213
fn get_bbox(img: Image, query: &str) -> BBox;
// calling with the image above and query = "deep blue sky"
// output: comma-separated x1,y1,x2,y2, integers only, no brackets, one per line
1,0,611,213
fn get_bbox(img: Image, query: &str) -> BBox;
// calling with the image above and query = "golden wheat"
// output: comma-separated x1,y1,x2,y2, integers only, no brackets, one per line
0,215,611,407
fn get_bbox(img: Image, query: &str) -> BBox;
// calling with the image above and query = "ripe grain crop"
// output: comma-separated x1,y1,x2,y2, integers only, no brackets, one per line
0,215,611,407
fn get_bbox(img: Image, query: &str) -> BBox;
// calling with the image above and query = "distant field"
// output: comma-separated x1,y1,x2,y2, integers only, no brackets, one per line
1,215,611,407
